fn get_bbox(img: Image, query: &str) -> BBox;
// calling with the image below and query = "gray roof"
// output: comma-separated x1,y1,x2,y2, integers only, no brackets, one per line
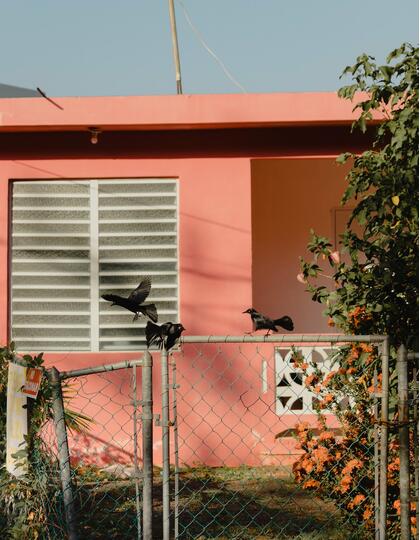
0,83,38,98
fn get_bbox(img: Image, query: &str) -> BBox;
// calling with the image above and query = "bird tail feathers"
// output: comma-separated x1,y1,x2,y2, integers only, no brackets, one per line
274,316,294,331
142,303,158,323
145,321,163,349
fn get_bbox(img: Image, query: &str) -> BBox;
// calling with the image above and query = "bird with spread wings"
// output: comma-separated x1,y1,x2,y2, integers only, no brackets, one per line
101,276,158,322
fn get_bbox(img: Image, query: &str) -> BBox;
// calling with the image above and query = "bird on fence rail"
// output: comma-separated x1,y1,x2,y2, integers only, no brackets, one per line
146,321,185,351
243,308,294,336
101,276,158,322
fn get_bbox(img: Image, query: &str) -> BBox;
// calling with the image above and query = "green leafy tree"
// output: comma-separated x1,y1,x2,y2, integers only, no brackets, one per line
300,42,418,347
294,43,418,537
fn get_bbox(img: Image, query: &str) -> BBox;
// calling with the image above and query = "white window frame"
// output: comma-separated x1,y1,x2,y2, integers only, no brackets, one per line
10,178,180,352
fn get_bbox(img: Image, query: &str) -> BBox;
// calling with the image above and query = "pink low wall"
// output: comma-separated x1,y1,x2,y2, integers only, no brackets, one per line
55,342,340,469
171,342,340,467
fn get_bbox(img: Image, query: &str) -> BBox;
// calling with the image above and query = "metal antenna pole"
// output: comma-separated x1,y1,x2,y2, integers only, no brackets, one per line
168,0,183,94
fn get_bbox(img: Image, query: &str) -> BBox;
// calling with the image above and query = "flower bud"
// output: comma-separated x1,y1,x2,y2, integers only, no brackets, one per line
297,273,306,284
330,251,341,264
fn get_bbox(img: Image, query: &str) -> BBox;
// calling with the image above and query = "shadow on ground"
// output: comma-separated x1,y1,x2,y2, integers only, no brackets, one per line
74,466,366,539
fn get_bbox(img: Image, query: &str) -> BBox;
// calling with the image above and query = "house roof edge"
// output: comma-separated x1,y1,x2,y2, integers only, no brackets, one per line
0,91,379,132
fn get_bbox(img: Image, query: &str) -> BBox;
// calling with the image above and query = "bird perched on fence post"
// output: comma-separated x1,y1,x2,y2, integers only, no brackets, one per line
243,308,294,335
146,321,185,351
101,276,158,322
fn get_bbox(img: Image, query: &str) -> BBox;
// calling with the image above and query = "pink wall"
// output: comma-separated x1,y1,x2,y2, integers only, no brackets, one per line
1,156,342,468
0,159,357,468
0,157,255,466
0,157,253,356
172,342,340,467
251,157,352,334
0,93,372,467
0,158,358,466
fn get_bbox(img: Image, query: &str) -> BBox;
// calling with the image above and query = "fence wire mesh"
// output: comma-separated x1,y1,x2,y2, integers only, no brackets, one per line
34,335,401,539
169,341,380,539
59,367,146,539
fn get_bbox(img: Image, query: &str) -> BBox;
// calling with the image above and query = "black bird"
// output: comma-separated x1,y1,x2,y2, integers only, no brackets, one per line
243,308,294,335
146,321,185,351
101,276,158,322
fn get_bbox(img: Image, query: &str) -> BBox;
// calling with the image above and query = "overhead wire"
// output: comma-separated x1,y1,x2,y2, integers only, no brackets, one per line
10,4,247,355
176,0,247,94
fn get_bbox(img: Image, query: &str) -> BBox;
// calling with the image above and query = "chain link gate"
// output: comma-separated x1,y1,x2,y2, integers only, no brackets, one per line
167,335,390,540
48,354,154,540
50,334,391,539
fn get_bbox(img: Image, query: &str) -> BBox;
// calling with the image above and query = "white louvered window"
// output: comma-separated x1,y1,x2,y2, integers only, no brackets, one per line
11,179,179,352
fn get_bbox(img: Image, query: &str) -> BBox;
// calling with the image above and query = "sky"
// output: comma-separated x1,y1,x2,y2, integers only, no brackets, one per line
1,0,418,97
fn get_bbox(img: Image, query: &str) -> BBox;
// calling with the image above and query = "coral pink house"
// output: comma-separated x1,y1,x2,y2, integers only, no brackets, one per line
0,93,373,467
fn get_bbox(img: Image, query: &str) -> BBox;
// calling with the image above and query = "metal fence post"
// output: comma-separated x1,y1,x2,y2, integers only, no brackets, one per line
171,358,180,539
379,336,390,540
49,367,78,540
397,344,410,540
142,351,153,540
413,363,419,540
132,365,142,540
161,349,170,540
408,352,419,539
373,368,380,540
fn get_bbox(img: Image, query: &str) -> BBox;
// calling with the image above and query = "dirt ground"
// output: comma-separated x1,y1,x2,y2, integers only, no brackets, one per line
75,465,365,539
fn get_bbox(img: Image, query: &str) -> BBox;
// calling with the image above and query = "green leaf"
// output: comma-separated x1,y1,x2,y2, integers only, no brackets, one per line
336,152,352,164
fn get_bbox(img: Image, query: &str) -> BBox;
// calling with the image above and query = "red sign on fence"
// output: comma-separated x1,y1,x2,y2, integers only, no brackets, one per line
22,367,43,399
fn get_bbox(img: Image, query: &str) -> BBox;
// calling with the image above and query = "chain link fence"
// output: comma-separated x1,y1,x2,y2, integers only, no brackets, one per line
38,334,401,540
171,337,386,539
50,360,150,540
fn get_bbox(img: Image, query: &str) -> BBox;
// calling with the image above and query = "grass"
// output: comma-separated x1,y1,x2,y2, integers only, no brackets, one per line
73,465,367,539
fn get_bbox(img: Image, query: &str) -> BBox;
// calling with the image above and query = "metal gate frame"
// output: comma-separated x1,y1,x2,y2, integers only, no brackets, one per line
48,352,154,540
167,334,390,540
50,334,391,540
